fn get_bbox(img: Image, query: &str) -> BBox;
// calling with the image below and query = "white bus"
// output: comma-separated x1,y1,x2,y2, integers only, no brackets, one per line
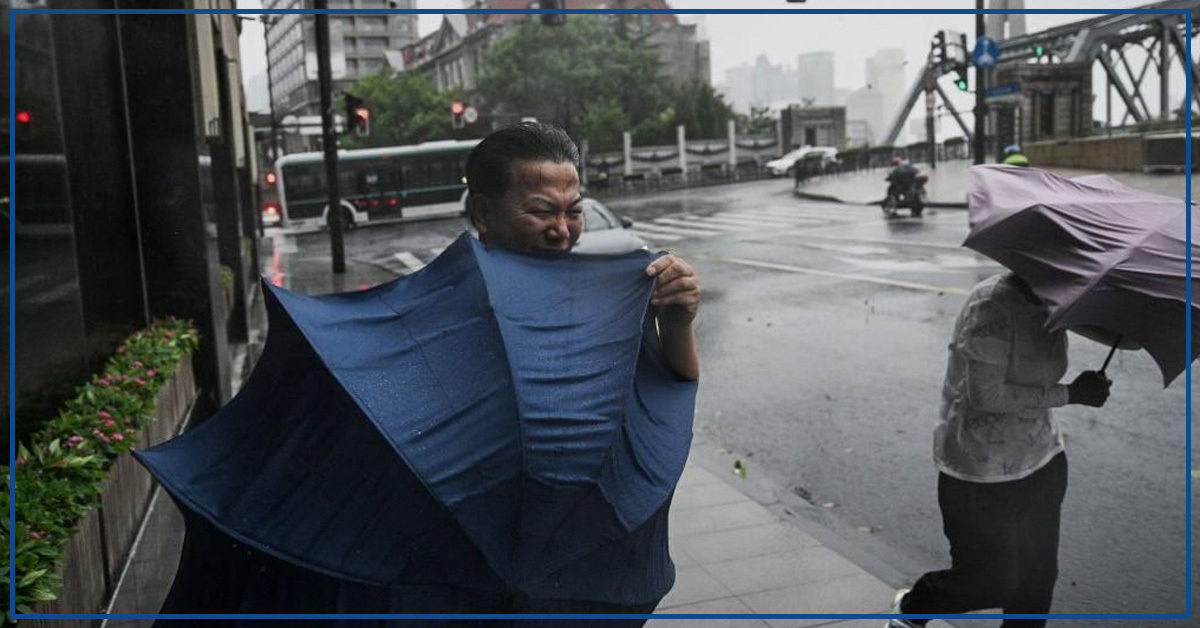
270,139,481,231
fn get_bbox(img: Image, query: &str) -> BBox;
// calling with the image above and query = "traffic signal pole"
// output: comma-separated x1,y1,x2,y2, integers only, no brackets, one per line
973,0,987,164
315,1,346,273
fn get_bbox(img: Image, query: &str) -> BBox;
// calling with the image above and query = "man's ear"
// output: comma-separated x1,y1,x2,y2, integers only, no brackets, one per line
466,194,488,235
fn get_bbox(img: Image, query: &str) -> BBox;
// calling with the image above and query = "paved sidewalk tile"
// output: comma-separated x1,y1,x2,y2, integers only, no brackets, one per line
738,573,893,628
705,546,869,597
678,463,725,489
669,500,779,538
659,564,738,609
677,521,823,565
673,479,752,512
649,597,772,627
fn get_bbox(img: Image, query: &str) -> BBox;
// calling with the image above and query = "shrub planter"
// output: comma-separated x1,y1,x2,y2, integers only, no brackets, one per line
22,356,196,627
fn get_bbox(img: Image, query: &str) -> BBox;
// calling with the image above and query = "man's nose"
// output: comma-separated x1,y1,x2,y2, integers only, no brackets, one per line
545,214,569,240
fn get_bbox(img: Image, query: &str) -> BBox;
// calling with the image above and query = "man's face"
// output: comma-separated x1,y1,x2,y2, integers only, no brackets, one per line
472,159,583,253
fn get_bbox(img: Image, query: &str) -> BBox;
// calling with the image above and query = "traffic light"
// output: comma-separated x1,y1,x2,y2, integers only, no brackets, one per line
353,106,370,137
954,32,969,91
1034,44,1045,60
933,30,947,67
541,0,565,26
451,101,466,129
343,91,369,137
264,171,277,187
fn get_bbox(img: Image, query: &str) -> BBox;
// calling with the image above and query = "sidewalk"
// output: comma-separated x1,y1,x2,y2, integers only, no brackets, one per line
794,159,1194,206
103,256,932,626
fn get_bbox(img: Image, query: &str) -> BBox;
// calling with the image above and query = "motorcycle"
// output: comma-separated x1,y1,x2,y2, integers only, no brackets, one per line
882,173,928,218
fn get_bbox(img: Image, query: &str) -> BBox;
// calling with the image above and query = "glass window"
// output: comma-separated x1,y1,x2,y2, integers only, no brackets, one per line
359,16,388,31
583,201,614,231
360,36,388,52
361,58,384,74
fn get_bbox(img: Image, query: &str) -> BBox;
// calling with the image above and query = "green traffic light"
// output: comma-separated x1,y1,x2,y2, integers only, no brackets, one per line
1034,44,1044,58
956,79,969,91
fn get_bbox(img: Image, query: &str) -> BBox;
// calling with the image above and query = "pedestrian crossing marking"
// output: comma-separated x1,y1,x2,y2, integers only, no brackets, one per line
394,251,426,273
649,217,728,234
695,254,970,296
630,222,723,238
628,229,683,242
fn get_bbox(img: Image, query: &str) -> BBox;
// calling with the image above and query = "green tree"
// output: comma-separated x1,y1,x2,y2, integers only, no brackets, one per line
339,70,469,148
477,16,664,138
736,105,776,135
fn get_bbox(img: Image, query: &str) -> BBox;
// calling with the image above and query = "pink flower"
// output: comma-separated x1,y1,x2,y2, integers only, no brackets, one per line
97,379,111,388
14,458,25,467
29,530,44,540
146,369,157,378
69,435,84,444
112,433,124,442
133,378,146,387
102,419,116,428
98,410,112,420
117,346,126,353
132,361,144,368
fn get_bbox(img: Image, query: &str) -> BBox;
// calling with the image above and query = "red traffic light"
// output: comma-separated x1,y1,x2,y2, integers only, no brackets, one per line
16,110,31,124
355,107,370,121
450,101,466,116
264,171,277,186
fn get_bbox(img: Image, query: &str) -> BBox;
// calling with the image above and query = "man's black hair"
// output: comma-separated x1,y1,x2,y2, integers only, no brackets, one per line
465,122,580,199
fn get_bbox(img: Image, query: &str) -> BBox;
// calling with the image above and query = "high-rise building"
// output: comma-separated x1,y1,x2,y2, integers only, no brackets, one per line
796,51,834,106
865,48,907,145
986,0,1027,42
263,0,419,149
724,54,793,113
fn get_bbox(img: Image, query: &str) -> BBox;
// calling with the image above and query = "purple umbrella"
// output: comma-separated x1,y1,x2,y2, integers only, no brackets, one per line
965,164,1199,387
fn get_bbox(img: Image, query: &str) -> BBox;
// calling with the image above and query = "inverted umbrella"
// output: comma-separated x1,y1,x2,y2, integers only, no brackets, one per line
964,164,1200,387
135,232,696,617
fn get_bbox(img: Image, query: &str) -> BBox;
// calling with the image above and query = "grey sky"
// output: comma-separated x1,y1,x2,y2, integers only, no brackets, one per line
238,0,1160,113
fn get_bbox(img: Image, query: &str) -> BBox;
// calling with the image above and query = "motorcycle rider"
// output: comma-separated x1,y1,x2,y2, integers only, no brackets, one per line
886,156,919,199
1003,144,1030,166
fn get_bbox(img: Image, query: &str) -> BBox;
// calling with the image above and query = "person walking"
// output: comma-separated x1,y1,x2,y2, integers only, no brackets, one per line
886,271,1111,628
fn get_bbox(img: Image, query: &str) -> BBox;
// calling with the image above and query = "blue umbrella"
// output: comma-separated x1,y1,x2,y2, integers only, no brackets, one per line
135,233,697,618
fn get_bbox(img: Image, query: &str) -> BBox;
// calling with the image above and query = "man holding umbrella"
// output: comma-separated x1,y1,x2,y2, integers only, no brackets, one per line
464,122,701,382
138,122,700,627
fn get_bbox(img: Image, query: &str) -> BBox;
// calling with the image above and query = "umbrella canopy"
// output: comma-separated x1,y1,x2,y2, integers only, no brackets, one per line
135,232,697,614
964,164,1200,387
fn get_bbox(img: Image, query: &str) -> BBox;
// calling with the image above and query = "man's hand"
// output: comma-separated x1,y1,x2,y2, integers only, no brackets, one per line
645,254,700,326
1068,371,1112,408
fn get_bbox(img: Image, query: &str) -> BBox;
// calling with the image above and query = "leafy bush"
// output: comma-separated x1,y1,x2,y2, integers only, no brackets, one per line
1,317,199,623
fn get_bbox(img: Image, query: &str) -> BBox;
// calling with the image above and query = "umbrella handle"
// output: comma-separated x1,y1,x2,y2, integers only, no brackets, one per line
1099,334,1122,376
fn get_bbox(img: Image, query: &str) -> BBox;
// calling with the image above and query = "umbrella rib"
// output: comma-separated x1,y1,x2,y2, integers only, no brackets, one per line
1049,202,1192,326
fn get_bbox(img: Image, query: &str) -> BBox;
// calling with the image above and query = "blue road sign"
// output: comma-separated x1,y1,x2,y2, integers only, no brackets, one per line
973,36,999,69
985,82,1021,99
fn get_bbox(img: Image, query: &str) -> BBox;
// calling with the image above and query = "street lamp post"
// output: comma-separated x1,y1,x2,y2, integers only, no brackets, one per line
973,0,987,164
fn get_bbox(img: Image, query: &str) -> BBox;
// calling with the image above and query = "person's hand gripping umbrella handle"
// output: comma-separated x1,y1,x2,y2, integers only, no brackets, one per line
1099,334,1123,378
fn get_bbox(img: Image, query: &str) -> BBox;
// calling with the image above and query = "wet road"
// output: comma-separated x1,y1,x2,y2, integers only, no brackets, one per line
265,178,1196,626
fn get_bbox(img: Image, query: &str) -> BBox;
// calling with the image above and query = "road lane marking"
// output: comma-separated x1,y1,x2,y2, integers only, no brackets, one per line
628,229,683,242
650,216,732,234
631,221,725,238
701,213,819,227
694,254,970,296
394,251,426,273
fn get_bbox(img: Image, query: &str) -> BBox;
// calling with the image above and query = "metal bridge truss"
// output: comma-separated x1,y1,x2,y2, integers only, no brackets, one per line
883,0,1200,148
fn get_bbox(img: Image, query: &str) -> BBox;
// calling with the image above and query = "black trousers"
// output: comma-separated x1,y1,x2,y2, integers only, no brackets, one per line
905,453,1068,628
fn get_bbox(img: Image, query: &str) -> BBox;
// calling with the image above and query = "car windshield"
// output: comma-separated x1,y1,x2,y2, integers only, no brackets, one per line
582,200,615,232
